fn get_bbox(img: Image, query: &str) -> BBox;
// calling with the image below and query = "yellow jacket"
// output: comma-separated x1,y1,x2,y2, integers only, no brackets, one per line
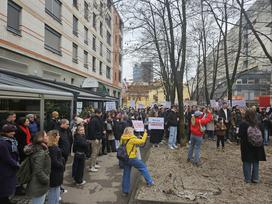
120,131,147,159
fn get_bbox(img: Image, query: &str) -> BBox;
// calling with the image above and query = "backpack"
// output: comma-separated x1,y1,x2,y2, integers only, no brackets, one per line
117,139,134,162
247,126,263,147
16,156,32,185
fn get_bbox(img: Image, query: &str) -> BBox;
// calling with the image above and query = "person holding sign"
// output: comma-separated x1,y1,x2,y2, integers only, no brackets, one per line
149,112,164,147
120,127,154,196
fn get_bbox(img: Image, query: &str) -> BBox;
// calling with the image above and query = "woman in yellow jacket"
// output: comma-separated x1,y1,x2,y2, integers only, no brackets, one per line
120,127,154,196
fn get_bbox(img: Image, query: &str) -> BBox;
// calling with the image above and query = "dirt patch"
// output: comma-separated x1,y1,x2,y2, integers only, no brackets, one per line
136,140,272,204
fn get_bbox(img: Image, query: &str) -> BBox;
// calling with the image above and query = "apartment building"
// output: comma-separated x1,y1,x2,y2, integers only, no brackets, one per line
0,0,123,98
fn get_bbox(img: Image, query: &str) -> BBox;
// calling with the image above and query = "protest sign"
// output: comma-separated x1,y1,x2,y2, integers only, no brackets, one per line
105,102,116,111
232,100,246,107
210,100,219,108
164,101,171,109
148,117,164,130
132,120,144,132
130,100,135,108
138,103,144,109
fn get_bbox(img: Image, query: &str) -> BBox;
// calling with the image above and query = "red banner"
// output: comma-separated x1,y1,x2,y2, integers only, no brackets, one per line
259,96,270,107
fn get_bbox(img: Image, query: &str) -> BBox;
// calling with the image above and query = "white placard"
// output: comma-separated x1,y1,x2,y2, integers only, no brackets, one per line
130,100,135,108
105,102,116,111
77,102,83,109
132,120,144,132
148,117,164,130
232,100,246,107
138,103,144,109
210,100,219,108
164,101,171,109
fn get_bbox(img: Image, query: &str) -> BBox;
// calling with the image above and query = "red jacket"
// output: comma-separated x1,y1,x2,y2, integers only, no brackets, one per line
190,112,213,137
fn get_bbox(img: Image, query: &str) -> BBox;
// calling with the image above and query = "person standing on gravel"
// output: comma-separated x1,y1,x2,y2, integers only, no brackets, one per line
238,109,266,183
187,109,213,166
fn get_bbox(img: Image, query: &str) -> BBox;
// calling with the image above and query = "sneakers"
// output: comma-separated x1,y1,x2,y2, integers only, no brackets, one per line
60,188,68,194
95,164,101,169
121,192,129,197
147,182,155,187
172,145,178,149
76,180,86,186
89,167,98,172
187,158,191,163
227,139,232,144
169,146,175,150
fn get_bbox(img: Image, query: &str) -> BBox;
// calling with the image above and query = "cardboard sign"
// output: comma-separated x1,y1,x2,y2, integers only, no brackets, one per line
105,102,116,111
148,117,164,130
132,120,144,132
130,100,135,108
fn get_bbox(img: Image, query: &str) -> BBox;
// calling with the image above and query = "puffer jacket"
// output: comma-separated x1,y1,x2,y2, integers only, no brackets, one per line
120,131,147,159
191,112,213,137
24,144,51,197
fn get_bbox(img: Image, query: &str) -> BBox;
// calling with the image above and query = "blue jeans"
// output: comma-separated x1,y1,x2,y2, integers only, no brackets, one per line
48,186,60,204
264,128,269,145
188,135,203,163
168,126,177,147
32,194,46,204
122,158,153,193
243,161,259,182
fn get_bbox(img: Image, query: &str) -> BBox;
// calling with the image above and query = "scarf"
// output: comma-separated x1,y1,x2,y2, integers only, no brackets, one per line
0,136,18,153
19,125,31,144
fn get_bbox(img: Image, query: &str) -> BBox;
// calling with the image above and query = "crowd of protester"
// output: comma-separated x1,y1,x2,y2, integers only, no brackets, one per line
0,102,271,203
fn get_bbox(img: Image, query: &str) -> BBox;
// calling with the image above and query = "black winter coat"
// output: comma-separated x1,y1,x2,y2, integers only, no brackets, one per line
15,127,29,162
113,120,129,140
58,128,73,160
49,145,65,187
238,122,266,162
166,110,178,127
73,134,89,154
0,136,19,197
47,119,59,131
218,108,231,123
87,116,104,140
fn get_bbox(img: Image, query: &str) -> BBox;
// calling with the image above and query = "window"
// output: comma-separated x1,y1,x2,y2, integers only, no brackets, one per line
84,1,89,20
7,0,21,35
119,71,122,83
73,0,78,9
99,61,103,75
105,14,111,29
84,26,88,44
71,78,75,84
44,24,61,55
72,43,78,63
113,90,116,97
107,31,111,45
236,79,242,84
84,51,88,68
93,13,97,29
106,49,111,62
106,66,111,79
119,54,122,65
45,0,61,22
100,41,103,56
73,16,78,36
100,22,103,36
92,35,96,51
92,56,96,72
247,79,255,84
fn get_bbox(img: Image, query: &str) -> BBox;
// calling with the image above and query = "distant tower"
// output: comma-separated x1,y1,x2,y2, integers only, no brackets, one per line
141,62,153,83
133,63,142,82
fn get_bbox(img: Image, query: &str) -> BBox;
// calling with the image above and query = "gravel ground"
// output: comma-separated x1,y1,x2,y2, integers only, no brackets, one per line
136,140,272,204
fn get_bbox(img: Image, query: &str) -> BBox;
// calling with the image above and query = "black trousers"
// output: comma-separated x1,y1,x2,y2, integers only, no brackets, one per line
72,153,86,184
102,137,107,154
217,135,225,148
107,140,116,152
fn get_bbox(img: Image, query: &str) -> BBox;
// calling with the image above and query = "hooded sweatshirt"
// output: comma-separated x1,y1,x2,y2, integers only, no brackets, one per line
120,132,147,159
191,112,213,137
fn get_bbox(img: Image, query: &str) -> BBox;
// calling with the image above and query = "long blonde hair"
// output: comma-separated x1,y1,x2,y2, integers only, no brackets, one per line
123,127,134,135
47,130,60,147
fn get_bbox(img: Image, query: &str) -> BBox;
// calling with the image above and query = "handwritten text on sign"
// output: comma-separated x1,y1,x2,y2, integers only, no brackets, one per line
148,117,164,130
132,120,145,132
